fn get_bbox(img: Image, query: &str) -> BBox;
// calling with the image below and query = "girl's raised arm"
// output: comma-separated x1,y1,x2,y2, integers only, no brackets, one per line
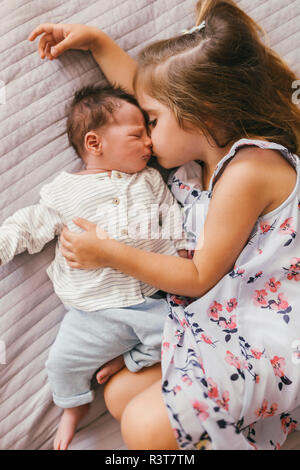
28,23,137,94
90,30,137,95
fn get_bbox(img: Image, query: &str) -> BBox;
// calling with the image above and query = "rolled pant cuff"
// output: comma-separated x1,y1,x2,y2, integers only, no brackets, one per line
53,389,95,408
123,352,142,373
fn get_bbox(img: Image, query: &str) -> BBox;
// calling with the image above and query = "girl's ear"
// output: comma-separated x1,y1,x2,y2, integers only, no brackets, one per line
84,131,103,155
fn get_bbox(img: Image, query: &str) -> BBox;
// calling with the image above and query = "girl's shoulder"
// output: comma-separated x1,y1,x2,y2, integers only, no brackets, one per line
213,139,299,218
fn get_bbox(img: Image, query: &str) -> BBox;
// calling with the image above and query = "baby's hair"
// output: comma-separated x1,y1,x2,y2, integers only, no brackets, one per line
67,84,147,159
134,0,300,154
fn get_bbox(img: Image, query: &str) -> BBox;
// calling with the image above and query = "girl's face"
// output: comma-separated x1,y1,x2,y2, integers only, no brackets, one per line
138,93,204,168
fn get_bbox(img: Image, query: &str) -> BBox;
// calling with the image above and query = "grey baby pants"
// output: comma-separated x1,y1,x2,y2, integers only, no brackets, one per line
45,296,169,408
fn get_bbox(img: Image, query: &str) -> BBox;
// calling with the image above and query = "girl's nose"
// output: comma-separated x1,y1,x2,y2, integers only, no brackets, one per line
144,134,152,149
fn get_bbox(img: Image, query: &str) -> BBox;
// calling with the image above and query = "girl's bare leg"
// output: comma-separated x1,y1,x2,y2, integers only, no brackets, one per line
121,379,179,450
103,363,162,421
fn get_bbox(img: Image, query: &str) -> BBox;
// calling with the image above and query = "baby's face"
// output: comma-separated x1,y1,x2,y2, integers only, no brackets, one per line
99,101,153,174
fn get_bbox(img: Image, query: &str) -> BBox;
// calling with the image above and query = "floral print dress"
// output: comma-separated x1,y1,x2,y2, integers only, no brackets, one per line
161,138,300,450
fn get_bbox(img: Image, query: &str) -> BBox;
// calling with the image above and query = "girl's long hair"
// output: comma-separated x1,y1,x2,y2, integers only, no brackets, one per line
134,0,300,154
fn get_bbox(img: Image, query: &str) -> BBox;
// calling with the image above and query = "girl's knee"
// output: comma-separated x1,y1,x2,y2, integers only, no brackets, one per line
120,393,178,450
121,397,150,449
120,380,179,450
104,364,162,423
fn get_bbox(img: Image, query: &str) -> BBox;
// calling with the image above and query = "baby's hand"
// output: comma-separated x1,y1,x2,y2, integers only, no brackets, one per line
177,249,194,259
177,249,188,258
28,23,101,60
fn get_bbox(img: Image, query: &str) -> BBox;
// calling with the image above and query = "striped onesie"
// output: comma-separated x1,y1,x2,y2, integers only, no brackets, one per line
0,166,186,408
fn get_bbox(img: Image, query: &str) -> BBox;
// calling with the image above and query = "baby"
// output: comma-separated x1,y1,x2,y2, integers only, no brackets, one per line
0,84,187,450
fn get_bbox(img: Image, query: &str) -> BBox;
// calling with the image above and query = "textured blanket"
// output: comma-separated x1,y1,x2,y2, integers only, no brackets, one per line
0,0,299,450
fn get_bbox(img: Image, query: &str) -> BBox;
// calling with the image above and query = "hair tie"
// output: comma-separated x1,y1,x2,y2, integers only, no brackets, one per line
181,20,206,36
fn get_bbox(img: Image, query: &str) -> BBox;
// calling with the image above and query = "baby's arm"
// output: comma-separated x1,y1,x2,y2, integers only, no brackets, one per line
0,186,63,266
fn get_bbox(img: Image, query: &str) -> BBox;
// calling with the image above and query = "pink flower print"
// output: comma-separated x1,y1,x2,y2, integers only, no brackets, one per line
219,314,237,330
279,217,295,235
180,318,188,329
251,349,263,360
182,374,193,386
255,375,260,383
265,277,281,293
247,271,263,284
255,399,268,419
270,356,286,378
201,333,214,345
225,350,242,369
286,257,300,281
230,265,245,278
268,403,278,417
173,385,182,394
281,415,298,435
169,295,189,306
162,342,170,350
253,289,268,307
260,219,277,235
207,378,219,399
279,218,297,246
260,221,272,233
216,390,230,411
269,293,289,312
192,401,209,422
225,298,238,313
255,400,278,419
179,183,190,191
207,300,223,320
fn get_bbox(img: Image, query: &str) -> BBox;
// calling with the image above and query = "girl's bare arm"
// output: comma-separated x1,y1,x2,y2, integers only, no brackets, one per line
90,30,137,94
28,23,137,94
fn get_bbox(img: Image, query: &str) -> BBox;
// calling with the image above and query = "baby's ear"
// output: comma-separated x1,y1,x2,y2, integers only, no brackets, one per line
84,131,103,154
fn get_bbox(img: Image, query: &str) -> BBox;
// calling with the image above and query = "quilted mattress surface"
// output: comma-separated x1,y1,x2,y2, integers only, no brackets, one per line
0,0,299,450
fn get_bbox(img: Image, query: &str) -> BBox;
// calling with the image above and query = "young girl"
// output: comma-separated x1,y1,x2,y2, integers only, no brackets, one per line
29,0,300,450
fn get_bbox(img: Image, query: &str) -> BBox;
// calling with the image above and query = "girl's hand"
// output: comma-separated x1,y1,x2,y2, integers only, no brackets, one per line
28,23,101,60
60,217,110,269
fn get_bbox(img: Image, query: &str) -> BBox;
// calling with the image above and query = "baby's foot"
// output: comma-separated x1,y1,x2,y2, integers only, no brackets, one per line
54,404,89,450
96,355,125,384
